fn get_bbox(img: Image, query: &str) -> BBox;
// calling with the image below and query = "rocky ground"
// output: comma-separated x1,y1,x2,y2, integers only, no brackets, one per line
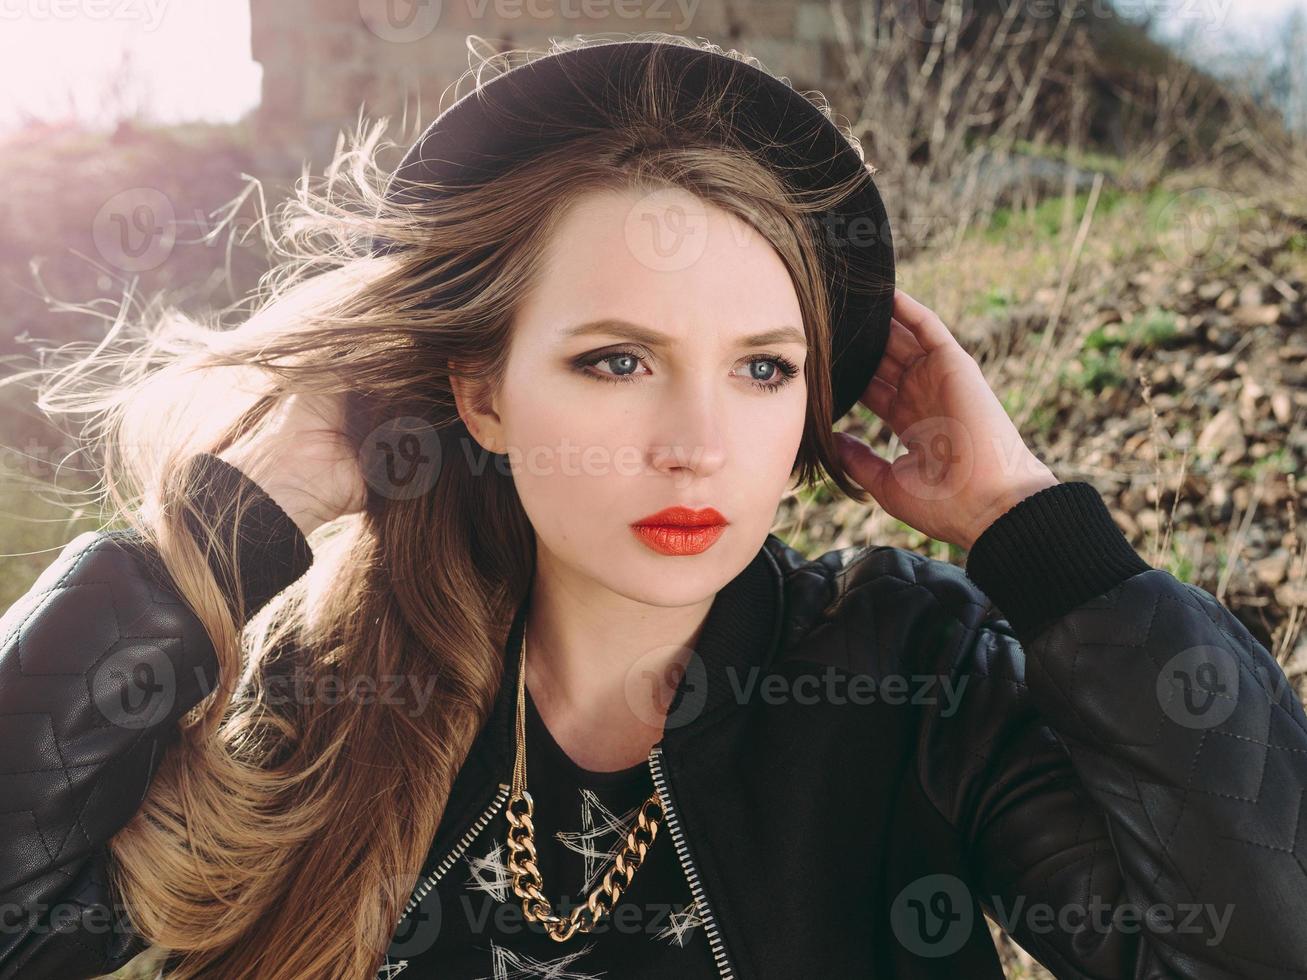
1020,204,1302,664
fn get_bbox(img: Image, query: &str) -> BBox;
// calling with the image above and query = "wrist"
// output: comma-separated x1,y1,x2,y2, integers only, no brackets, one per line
963,481,1151,641
963,471,1061,551
178,452,317,624
257,484,327,539
216,450,325,538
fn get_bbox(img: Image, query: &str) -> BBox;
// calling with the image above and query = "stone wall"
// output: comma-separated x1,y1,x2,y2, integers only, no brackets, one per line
249,0,842,169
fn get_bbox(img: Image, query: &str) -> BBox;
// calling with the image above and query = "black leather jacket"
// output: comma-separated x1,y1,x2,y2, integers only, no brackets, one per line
1,452,1304,979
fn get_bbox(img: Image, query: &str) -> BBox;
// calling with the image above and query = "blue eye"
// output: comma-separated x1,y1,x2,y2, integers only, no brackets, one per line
576,349,800,393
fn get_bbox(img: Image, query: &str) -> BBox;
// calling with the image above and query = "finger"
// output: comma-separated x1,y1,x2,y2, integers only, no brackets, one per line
861,374,897,424
871,351,907,393
893,288,955,352
835,433,892,505
873,362,901,394
885,316,926,365
875,320,924,389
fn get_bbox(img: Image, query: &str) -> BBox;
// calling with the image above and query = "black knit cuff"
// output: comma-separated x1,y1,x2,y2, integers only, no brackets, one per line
964,481,1152,644
178,452,315,624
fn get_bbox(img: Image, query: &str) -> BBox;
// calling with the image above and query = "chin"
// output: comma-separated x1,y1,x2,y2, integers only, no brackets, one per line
605,530,754,602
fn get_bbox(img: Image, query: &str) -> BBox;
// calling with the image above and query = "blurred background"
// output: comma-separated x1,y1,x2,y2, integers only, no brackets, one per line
1,3,1305,974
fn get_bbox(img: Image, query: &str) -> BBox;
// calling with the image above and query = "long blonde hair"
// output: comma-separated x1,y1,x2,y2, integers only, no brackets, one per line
30,32,880,979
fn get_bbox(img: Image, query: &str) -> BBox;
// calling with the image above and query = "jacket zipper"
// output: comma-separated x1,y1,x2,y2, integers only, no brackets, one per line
384,748,737,979
394,781,513,928
380,781,514,975
648,743,737,980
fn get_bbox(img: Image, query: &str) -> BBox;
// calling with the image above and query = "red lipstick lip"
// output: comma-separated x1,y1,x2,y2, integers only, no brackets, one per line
629,522,727,557
631,506,728,528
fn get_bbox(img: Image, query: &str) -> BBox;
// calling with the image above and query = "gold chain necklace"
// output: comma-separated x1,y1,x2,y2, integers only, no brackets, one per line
503,624,664,942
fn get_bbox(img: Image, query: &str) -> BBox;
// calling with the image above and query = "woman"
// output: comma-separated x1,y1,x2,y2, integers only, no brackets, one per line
1,34,1303,980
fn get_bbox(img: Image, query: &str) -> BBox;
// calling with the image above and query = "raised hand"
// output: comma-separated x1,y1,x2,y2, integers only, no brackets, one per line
219,391,367,538
835,288,1059,551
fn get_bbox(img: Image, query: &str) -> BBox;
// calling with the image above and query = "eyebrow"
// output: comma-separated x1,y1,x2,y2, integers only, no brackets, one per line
560,318,807,349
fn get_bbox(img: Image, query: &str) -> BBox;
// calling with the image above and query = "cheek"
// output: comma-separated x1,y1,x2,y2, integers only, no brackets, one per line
499,378,635,543
748,389,809,483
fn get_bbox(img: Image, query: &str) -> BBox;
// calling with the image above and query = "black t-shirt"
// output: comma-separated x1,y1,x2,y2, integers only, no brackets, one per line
387,687,722,978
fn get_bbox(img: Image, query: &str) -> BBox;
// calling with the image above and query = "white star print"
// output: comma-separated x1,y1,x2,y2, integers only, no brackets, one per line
554,789,645,893
655,898,703,947
466,840,514,901
473,940,605,979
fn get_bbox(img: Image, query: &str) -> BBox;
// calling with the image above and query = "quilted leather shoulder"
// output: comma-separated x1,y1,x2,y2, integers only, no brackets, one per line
763,534,1007,677
0,529,221,978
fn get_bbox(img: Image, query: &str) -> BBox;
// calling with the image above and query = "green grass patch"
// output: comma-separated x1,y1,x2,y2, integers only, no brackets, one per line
1083,307,1178,352
965,284,1018,317
1054,307,1177,394
982,185,1137,242
1234,446,1295,482
1059,349,1127,393
1165,549,1195,584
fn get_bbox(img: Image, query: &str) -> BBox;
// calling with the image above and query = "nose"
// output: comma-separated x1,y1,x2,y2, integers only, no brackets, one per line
648,378,727,482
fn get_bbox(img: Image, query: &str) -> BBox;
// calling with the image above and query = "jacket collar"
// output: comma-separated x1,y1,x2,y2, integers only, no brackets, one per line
475,535,787,776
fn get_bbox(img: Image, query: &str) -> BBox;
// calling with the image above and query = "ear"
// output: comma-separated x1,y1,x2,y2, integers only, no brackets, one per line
449,360,506,455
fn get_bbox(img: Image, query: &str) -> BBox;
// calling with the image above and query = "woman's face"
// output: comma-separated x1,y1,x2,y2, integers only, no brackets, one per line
463,186,809,605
